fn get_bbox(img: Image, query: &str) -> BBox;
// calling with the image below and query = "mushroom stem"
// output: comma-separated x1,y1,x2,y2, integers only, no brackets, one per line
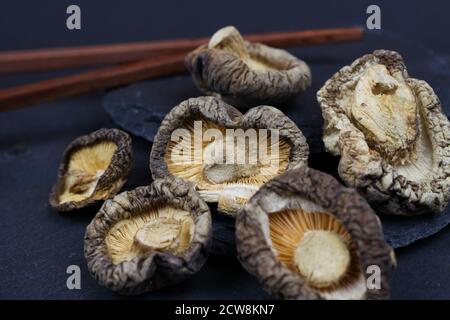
352,64,418,164
203,163,260,184
66,170,98,193
133,217,181,251
294,230,351,288
202,134,261,184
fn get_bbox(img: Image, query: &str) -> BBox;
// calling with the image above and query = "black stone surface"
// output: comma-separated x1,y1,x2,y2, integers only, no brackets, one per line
381,210,450,248
103,77,199,143
1,0,450,300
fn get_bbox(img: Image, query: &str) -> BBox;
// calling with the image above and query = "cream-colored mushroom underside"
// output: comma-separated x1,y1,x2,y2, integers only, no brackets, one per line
336,64,434,181
58,141,117,204
105,206,194,264
165,120,290,212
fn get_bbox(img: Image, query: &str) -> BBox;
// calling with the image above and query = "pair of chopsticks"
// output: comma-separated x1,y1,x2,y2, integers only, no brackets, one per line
0,27,363,111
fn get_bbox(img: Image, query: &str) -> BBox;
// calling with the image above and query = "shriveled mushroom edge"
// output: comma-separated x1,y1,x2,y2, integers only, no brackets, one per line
235,166,394,300
185,43,311,107
49,128,133,212
150,96,243,180
242,105,309,169
84,177,212,295
317,49,450,215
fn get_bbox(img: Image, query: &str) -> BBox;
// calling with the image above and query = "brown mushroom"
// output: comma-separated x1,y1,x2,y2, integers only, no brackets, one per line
150,96,309,216
49,128,132,211
185,26,311,108
84,177,212,295
317,50,450,216
236,166,395,300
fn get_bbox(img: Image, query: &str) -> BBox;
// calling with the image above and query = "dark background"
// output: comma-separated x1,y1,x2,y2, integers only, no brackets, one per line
0,0,449,299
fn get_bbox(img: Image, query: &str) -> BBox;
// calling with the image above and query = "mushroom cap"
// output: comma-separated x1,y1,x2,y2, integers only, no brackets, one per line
84,177,212,295
185,26,311,108
150,96,309,216
235,166,394,300
317,50,450,216
49,128,132,212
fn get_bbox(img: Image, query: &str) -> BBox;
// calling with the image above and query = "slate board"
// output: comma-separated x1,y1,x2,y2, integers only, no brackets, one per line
103,30,450,255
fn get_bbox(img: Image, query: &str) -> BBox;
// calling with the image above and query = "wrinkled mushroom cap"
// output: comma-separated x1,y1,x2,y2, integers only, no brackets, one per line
317,50,450,216
84,177,212,295
236,166,394,300
49,128,132,211
185,26,311,108
150,96,309,216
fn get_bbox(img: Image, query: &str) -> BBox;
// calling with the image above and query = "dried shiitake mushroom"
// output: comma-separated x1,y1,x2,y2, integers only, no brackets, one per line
236,166,395,300
317,50,450,216
84,177,212,295
150,96,309,216
49,128,132,211
185,26,311,108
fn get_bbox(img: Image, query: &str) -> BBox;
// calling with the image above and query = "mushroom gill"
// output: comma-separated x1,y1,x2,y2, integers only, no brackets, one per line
164,118,291,207
105,205,194,264
269,209,365,299
236,166,394,300
59,141,117,204
150,97,309,217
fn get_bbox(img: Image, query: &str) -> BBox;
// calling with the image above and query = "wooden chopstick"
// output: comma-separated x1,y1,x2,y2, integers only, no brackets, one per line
0,27,363,74
0,27,364,111
0,54,186,111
